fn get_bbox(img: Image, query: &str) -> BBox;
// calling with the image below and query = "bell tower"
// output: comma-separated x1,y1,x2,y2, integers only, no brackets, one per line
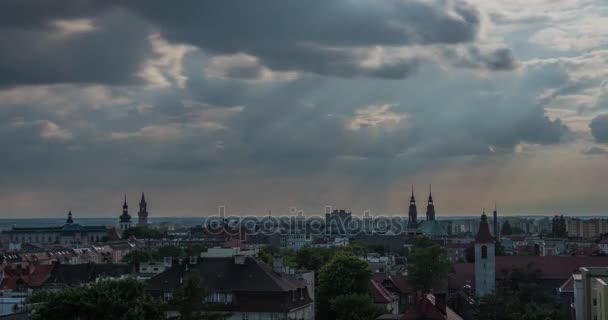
474,211,495,297
119,194,132,231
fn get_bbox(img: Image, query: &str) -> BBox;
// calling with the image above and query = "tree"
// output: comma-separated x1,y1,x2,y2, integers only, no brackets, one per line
318,253,372,320
330,294,385,320
29,279,163,320
407,237,451,293
477,265,565,320
123,226,163,239
122,250,154,268
501,221,513,236
173,272,229,320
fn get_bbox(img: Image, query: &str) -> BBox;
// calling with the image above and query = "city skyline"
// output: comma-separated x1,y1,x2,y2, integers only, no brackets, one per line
2,1,608,217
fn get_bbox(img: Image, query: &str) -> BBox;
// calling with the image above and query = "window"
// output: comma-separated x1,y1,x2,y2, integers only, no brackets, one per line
163,291,173,301
242,313,249,320
481,245,488,259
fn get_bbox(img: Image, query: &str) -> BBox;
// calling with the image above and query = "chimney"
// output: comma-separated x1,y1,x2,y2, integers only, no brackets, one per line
435,292,447,315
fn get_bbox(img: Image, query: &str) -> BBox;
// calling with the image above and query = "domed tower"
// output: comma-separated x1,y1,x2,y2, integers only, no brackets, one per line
119,194,132,231
408,186,418,228
138,192,149,227
475,211,495,297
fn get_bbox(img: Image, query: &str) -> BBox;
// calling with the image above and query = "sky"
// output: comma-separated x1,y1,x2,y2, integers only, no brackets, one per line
1,0,608,218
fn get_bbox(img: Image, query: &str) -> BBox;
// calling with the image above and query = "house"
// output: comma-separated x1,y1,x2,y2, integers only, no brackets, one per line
372,273,414,310
147,256,314,320
371,279,399,314
0,264,52,291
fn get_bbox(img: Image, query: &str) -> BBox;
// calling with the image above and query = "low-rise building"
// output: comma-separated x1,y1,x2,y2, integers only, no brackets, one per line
147,256,314,320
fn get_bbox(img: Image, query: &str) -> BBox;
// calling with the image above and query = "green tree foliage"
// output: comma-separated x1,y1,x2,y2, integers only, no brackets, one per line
122,226,163,240
295,246,337,273
122,250,154,267
551,216,568,238
318,253,372,320
29,279,163,320
330,294,385,320
501,221,513,236
477,264,564,320
407,236,451,293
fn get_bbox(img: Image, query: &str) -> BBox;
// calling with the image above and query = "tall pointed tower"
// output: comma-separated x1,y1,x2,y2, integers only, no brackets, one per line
119,194,132,231
426,185,435,221
474,211,495,297
66,210,74,224
408,185,418,228
493,204,499,238
138,192,149,227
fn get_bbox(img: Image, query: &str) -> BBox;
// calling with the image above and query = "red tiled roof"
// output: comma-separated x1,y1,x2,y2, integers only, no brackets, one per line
0,264,53,290
370,279,398,304
401,294,462,320
372,273,414,294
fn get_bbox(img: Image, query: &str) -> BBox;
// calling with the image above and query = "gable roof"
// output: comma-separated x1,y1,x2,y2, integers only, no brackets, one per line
370,279,399,304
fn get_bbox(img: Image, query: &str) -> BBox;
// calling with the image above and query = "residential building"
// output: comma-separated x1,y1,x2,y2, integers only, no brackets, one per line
147,256,314,320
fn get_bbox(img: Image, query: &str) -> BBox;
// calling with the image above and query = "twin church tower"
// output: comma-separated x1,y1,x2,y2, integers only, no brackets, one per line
119,193,149,231
407,185,436,228
406,185,497,297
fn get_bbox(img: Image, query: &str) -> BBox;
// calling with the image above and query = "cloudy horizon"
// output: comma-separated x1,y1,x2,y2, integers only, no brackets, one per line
1,0,608,218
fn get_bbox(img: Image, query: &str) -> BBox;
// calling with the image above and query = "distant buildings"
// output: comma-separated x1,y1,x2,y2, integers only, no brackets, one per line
566,217,608,239
4,211,107,247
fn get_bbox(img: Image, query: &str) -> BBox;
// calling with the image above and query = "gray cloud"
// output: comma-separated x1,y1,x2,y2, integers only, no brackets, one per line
0,3,152,87
590,114,608,143
116,0,502,79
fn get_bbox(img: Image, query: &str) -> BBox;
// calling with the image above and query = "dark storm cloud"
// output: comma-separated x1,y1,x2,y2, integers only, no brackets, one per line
590,114,608,143
117,0,490,78
0,2,151,87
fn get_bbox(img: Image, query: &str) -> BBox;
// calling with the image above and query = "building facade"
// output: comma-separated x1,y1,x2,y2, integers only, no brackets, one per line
5,211,107,247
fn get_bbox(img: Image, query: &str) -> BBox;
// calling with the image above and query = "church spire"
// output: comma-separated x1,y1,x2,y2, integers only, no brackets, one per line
426,184,435,221
138,192,149,227
408,185,418,228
